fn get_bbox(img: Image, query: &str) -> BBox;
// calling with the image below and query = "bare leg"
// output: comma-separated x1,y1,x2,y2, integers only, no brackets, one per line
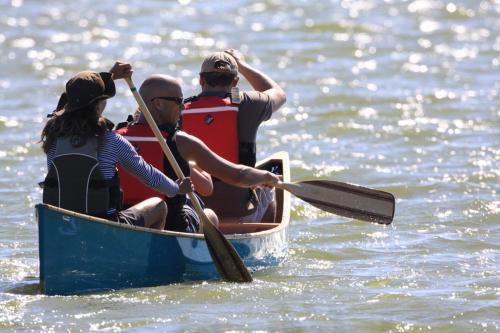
130,197,167,230
199,208,218,233
261,199,276,223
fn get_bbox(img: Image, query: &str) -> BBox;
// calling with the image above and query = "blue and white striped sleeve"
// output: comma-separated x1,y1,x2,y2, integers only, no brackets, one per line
110,132,180,197
46,144,56,169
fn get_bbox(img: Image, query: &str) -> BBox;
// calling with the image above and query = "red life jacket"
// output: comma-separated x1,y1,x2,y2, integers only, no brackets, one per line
116,124,169,206
182,96,239,163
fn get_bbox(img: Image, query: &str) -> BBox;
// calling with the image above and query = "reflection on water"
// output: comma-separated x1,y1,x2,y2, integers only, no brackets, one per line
0,0,499,331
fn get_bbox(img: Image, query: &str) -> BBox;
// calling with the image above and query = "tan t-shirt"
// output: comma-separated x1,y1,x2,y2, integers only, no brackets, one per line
237,90,273,143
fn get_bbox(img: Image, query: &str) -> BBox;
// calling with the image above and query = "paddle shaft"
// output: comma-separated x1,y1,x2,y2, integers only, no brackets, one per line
124,77,252,282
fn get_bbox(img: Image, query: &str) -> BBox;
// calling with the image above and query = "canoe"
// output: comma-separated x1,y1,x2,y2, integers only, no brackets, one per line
36,151,291,295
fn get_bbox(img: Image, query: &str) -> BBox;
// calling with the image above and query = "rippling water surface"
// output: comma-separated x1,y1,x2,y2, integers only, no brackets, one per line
0,0,498,331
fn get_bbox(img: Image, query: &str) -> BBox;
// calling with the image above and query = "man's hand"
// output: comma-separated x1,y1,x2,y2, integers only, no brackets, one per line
224,48,286,110
176,177,194,194
109,61,133,80
224,49,245,64
261,171,280,188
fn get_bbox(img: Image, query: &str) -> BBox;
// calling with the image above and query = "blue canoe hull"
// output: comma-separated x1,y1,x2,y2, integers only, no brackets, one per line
37,152,290,295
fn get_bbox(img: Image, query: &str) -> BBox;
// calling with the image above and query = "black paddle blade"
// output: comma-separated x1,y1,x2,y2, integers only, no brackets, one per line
202,217,253,282
282,180,395,224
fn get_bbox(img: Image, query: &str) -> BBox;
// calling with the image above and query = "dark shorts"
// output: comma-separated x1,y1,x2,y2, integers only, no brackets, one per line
180,203,200,233
166,195,202,233
117,207,146,227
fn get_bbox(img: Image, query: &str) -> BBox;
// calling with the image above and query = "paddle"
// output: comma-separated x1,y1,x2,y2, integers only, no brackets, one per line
276,180,395,224
124,77,252,283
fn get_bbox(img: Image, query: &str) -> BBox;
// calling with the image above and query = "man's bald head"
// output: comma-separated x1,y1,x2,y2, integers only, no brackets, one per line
139,74,183,101
137,74,184,126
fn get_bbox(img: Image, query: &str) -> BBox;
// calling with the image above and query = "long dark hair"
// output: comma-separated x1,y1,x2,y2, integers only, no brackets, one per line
41,102,108,153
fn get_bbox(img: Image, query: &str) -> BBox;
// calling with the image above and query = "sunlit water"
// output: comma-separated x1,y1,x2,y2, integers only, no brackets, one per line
0,0,498,331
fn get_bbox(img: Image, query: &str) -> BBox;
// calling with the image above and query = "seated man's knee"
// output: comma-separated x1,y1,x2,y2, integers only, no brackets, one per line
205,208,219,226
199,208,218,233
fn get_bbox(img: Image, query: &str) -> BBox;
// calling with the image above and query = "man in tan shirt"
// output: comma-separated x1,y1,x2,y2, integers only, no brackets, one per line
182,49,287,222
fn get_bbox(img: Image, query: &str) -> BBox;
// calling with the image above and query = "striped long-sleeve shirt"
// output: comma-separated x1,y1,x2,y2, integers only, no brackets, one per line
47,131,179,200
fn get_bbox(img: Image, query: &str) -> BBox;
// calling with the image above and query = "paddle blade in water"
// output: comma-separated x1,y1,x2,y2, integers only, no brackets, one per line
202,215,253,282
279,180,395,224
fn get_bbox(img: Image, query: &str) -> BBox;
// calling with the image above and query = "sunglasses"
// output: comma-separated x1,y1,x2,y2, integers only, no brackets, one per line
151,96,184,105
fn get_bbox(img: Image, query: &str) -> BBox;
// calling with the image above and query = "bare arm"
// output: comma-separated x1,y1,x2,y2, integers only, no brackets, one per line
189,162,213,196
176,132,279,188
225,49,287,112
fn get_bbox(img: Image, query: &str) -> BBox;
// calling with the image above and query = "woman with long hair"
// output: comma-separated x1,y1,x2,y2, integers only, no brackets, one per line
40,63,193,230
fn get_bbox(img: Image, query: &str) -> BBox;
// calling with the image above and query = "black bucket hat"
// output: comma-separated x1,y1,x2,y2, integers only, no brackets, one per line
54,71,115,115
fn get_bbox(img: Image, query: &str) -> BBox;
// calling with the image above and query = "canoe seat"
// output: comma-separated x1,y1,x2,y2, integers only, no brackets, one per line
219,222,280,234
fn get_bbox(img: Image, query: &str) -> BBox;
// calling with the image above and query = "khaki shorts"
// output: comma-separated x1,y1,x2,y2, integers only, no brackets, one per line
238,187,274,223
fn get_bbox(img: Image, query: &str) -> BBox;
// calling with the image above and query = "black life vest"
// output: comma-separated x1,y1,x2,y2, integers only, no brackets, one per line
42,136,121,220
160,124,192,231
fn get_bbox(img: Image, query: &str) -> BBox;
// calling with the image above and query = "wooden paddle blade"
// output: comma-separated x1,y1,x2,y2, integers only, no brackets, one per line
201,216,253,282
279,180,395,224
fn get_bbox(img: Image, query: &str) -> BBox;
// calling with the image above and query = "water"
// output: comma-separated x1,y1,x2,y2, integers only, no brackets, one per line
1,0,498,331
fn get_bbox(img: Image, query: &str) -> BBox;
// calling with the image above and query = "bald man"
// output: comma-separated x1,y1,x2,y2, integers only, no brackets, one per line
116,75,280,233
